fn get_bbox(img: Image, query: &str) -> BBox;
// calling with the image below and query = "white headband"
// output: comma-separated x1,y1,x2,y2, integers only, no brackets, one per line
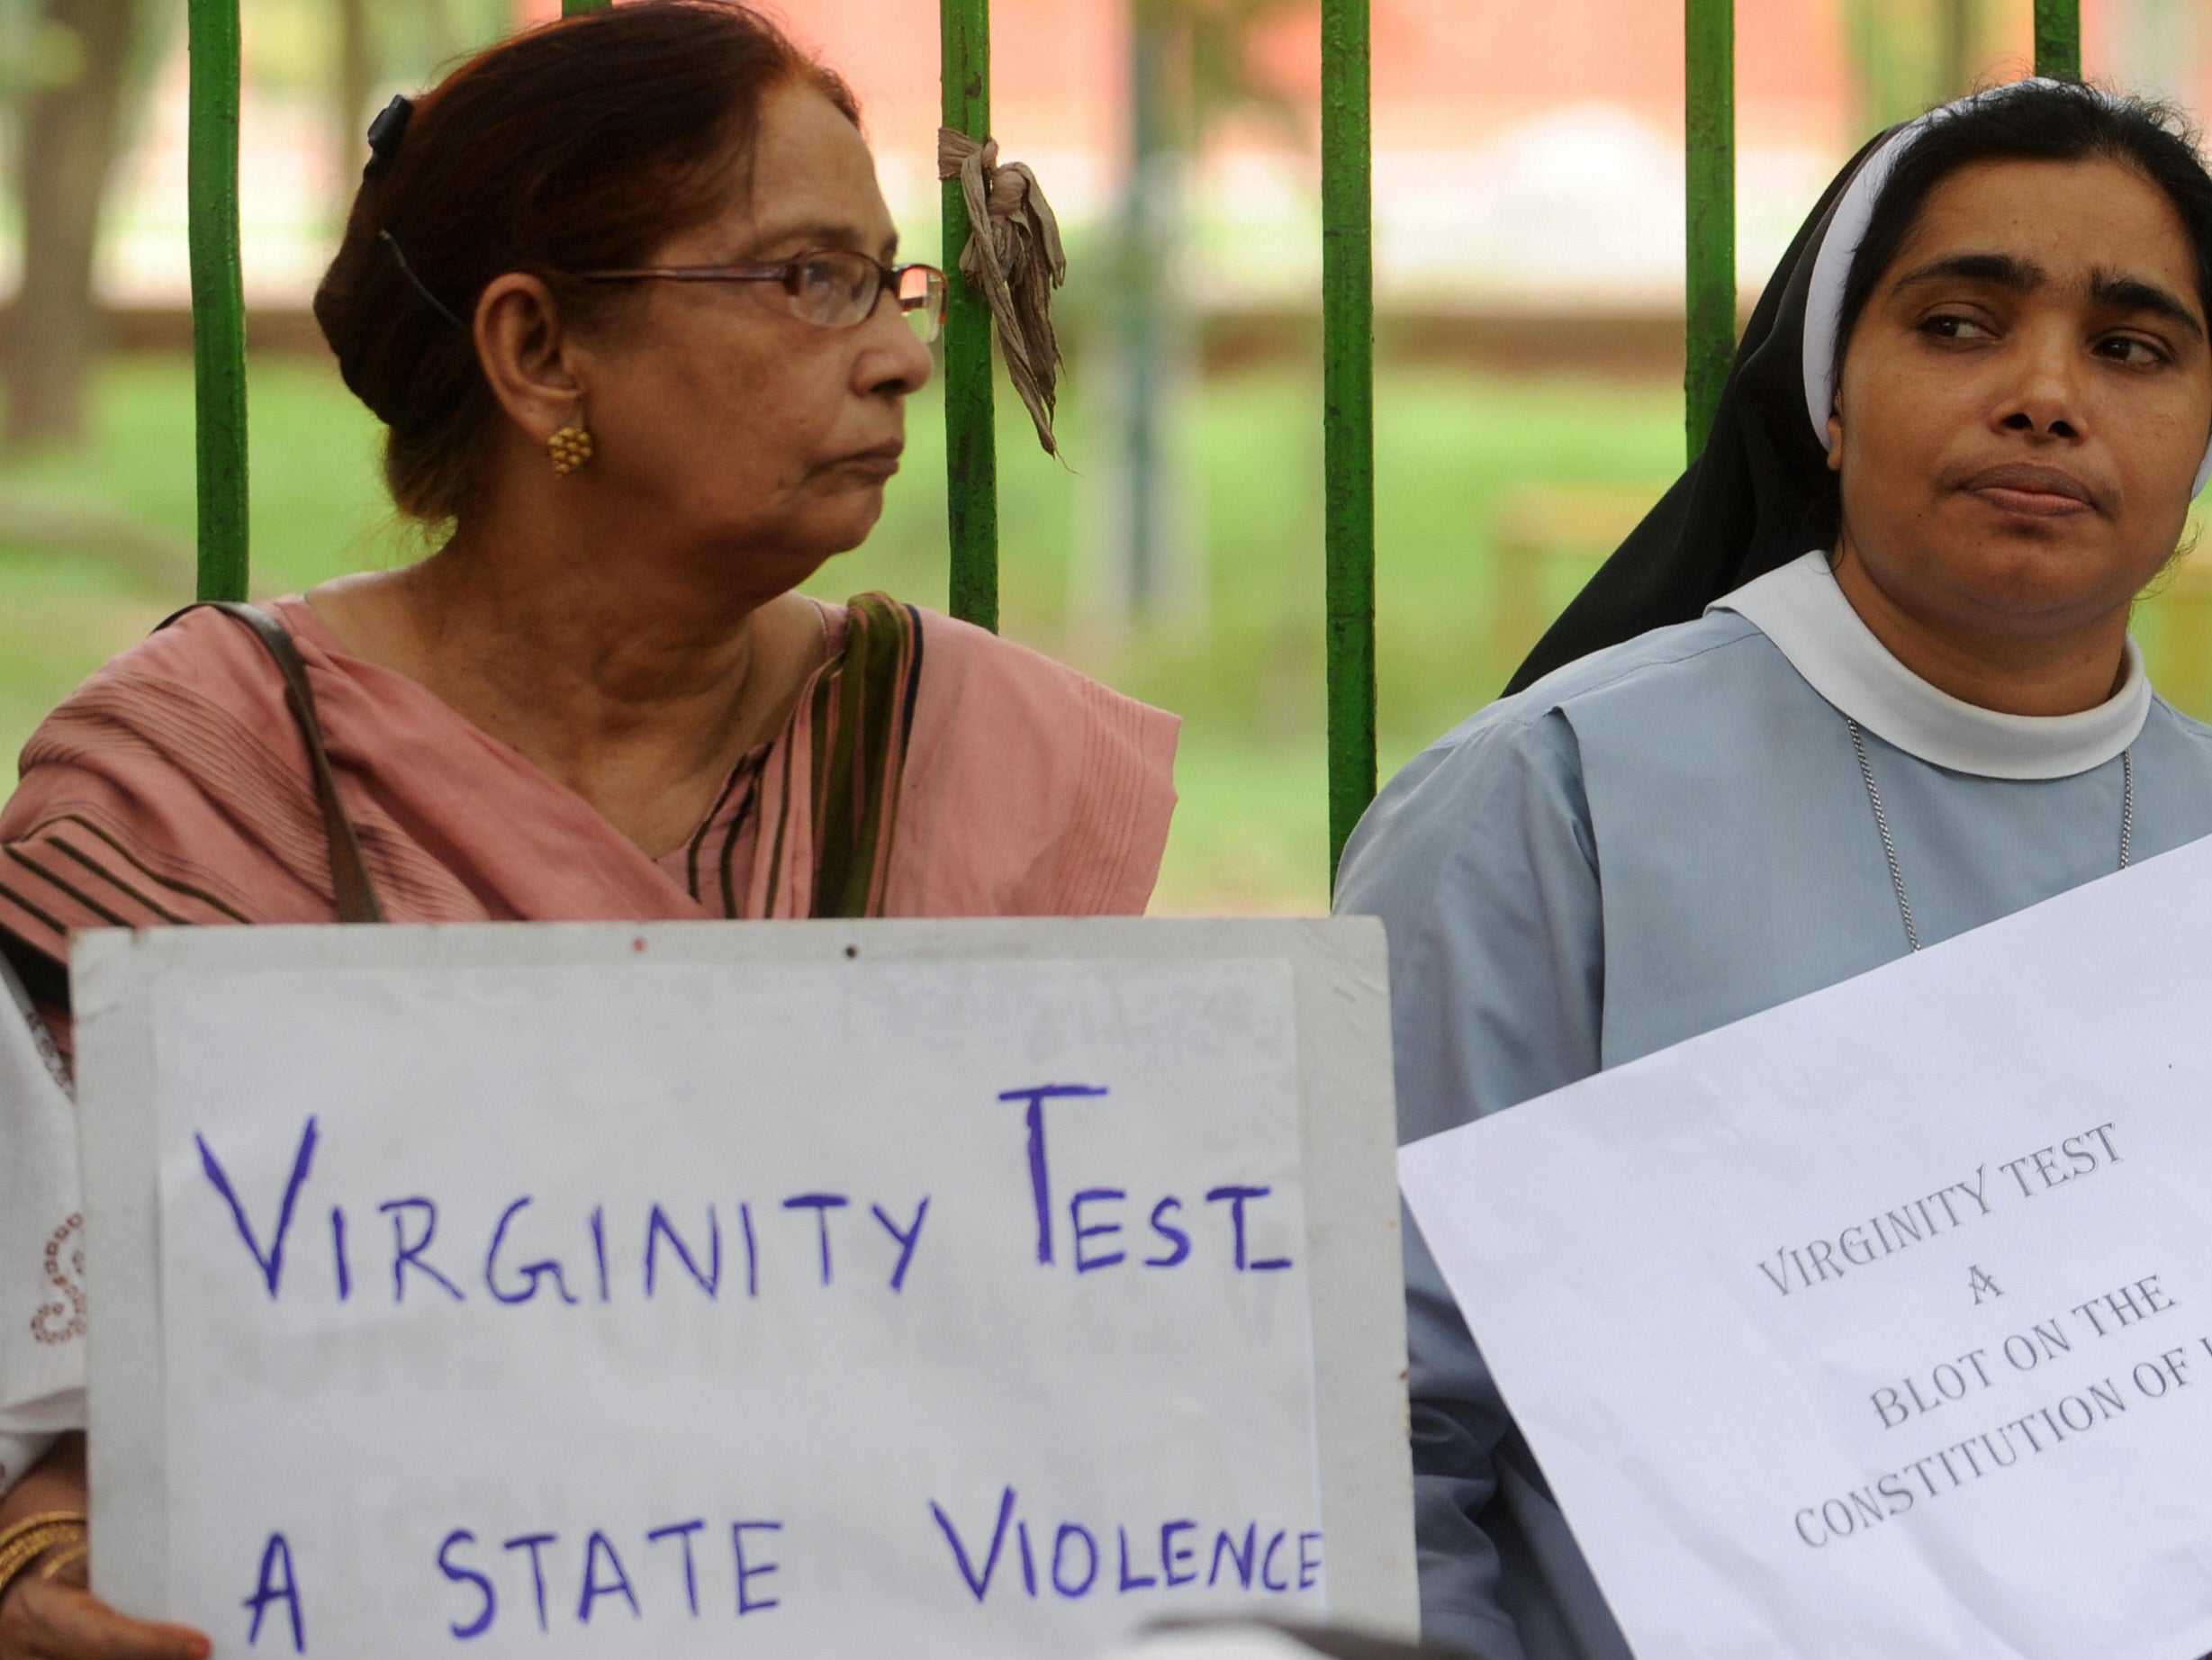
1799,78,2212,497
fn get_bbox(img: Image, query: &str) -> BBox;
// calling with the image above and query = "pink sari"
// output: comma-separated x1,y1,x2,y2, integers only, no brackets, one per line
0,591,1174,1495
0,592,1178,1015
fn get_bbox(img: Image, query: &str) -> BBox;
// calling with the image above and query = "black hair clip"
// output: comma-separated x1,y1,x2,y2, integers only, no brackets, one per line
364,95,413,177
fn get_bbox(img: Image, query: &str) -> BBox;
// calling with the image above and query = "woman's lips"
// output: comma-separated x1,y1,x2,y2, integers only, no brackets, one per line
1962,462,2096,519
833,443,904,481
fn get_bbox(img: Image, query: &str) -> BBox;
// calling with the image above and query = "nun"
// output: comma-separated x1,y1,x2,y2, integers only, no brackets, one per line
1335,80,2212,1660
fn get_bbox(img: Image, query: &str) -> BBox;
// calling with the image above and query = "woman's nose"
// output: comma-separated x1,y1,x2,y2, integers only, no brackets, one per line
1999,327,2084,439
856,298,936,398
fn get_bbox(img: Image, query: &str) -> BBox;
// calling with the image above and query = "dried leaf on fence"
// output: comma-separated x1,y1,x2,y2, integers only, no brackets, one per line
936,129,1068,458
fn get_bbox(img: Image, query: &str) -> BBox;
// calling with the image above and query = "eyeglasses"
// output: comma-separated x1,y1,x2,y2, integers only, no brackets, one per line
573,250,947,342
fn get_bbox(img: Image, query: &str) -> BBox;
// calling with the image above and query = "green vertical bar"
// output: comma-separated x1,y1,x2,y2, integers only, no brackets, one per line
942,0,999,632
561,0,611,14
1684,0,1735,462
1322,0,1375,889
187,0,248,601
2034,0,2080,77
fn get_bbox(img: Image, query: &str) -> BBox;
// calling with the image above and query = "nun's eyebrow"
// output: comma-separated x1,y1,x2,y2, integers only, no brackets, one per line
1891,253,2206,341
2087,269,2204,339
1890,251,2045,295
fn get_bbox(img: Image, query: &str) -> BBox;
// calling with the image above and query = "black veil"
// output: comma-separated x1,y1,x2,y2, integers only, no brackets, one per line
1503,127,1895,695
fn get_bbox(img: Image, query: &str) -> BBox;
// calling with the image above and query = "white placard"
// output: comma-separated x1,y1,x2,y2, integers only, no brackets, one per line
1400,838,2212,1660
74,918,1413,1659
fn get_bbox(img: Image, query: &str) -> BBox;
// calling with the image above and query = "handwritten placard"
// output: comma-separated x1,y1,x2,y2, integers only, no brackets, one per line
1400,842,2212,1660
75,918,1413,1658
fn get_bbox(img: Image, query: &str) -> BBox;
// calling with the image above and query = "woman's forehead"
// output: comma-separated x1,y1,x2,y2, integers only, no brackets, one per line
664,88,891,263
1892,155,2197,291
743,83,890,242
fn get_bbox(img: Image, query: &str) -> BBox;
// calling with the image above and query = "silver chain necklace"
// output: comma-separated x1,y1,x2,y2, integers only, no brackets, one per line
1846,718,2134,954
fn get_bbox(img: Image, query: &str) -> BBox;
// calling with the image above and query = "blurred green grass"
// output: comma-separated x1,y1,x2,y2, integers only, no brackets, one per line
36,353,2212,912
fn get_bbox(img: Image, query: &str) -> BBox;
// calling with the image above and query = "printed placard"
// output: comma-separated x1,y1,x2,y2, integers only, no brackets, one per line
1401,842,2212,1660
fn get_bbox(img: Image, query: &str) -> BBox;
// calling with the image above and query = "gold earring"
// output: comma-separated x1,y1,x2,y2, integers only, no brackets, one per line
547,424,594,476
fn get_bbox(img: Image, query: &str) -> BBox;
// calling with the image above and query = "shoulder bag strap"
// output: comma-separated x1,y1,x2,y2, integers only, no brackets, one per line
160,601,385,923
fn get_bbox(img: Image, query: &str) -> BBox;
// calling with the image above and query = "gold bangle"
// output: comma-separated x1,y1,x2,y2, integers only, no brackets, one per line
0,1533,78,1587
37,1541,87,1582
0,1513,86,1556
0,1514,88,1607
0,1529,77,1580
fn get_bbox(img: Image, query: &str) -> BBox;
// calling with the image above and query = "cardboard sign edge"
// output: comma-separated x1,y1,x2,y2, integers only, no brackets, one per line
72,916,1417,1643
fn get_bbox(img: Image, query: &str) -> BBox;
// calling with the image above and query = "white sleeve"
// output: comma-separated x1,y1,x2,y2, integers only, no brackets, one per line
0,952,86,1497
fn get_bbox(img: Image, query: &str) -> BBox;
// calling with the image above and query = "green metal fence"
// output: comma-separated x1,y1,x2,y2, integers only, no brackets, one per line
1684,0,1733,461
1321,0,1376,887
185,0,248,604
185,0,2090,889
939,0,999,631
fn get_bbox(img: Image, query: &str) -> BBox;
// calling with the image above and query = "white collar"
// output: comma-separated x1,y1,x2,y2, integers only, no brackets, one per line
1711,551,2150,780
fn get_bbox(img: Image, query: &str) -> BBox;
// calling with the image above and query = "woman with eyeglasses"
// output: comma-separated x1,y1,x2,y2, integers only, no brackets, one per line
0,5,1176,1653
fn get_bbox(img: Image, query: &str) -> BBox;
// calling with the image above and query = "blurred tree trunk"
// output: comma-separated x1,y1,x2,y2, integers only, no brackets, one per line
4,0,143,451
1117,3,1178,621
335,0,373,191
1935,0,1977,100
1088,0,1293,630
1846,0,1987,135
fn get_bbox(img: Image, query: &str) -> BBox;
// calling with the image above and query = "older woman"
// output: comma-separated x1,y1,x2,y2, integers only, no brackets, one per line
0,4,1175,1652
1338,81,2212,1659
